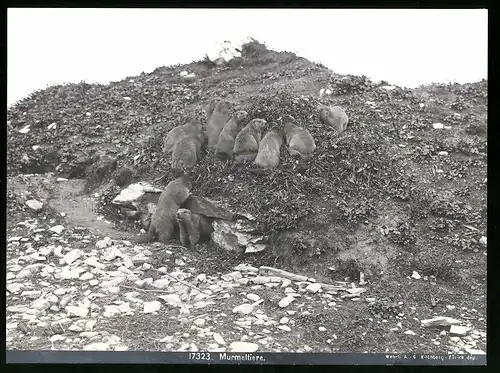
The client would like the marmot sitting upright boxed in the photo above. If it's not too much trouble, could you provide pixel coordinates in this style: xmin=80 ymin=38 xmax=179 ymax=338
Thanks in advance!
xmin=205 ymin=98 xmax=221 ymax=123
xmin=284 ymin=121 xmax=316 ymax=159
xmin=135 ymin=176 xmax=192 ymax=244
xmin=206 ymin=100 xmax=232 ymax=148
xmin=171 ymin=133 xmax=203 ymax=171
xmin=317 ymin=105 xmax=349 ymax=133
xmin=254 ymin=126 xmax=284 ymax=170
xmin=176 ymin=208 xmax=214 ymax=249
xmin=233 ymin=118 xmax=268 ymax=162
xmin=163 ymin=121 xmax=204 ymax=155
xmin=215 ymin=110 xmax=248 ymax=158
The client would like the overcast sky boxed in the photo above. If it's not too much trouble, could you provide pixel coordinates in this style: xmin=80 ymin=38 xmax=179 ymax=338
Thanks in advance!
xmin=7 ymin=8 xmax=488 ymax=107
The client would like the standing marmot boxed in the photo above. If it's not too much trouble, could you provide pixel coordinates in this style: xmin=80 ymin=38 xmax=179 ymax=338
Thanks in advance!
xmin=317 ymin=105 xmax=349 ymax=133
xmin=205 ymin=98 xmax=221 ymax=123
xmin=206 ymin=100 xmax=232 ymax=148
xmin=233 ymin=118 xmax=268 ymax=162
xmin=171 ymin=134 xmax=203 ymax=171
xmin=215 ymin=110 xmax=248 ymax=158
xmin=135 ymin=176 xmax=192 ymax=244
xmin=284 ymin=121 xmax=316 ymax=159
xmin=164 ymin=121 xmax=204 ymax=155
xmin=254 ymin=127 xmax=284 ymax=170
xmin=175 ymin=208 xmax=212 ymax=248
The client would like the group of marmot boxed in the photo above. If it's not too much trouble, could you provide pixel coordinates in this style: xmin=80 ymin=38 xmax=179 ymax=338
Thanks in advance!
xmin=164 ymin=99 xmax=348 ymax=172
xmin=137 ymin=100 xmax=348 ymax=247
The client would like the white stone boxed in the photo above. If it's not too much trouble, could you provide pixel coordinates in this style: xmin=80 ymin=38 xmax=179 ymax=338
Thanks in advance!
xmin=279 ymin=317 xmax=289 ymax=324
xmin=49 ymin=335 xmax=65 ymax=343
xmin=278 ymin=325 xmax=291 ymax=332
xmin=47 ymin=123 xmax=57 ymax=130
xmin=450 ymin=325 xmax=471 ymax=336
xmin=213 ymin=332 xmax=226 ymax=345
xmin=318 ymin=326 xmax=327 ymax=332
xmin=83 ymin=343 xmax=110 ymax=351
xmin=404 ymin=330 xmax=416 ymax=336
xmin=233 ymin=303 xmax=256 ymax=315
xmin=66 ymin=306 xmax=89 ymax=318
xmin=63 ymin=249 xmax=82 ymax=265
xmin=152 ymin=279 xmax=171 ymax=289
xmin=49 ymin=225 xmax=64 ymax=235
xmin=112 ymin=183 xmax=161 ymax=205
xmin=103 ymin=305 xmax=121 ymax=318
xmin=79 ymin=272 xmax=94 ymax=281
xmin=68 ymin=324 xmax=83 ymax=332
xmin=279 ymin=296 xmax=295 ymax=308
xmin=158 ymin=294 xmax=182 ymax=307
xmin=421 ymin=317 xmax=462 ymax=327
xmin=433 ymin=123 xmax=445 ymax=129
xmin=229 ymin=341 xmax=259 ymax=353
xmin=143 ymin=301 xmax=162 ymax=314
xmin=19 ymin=125 xmax=31 ymax=134
xmin=246 ymin=293 xmax=261 ymax=302
xmin=16 ymin=269 xmax=33 ymax=279
xmin=464 ymin=347 xmax=486 ymax=355
xmin=26 ymin=199 xmax=43 ymax=211
xmin=479 ymin=236 xmax=487 ymax=246
xmin=305 ymin=283 xmax=322 ymax=293
xmin=31 ymin=298 xmax=51 ymax=310
xmin=411 ymin=271 xmax=421 ymax=280
xmin=193 ymin=318 xmax=206 ymax=327
xmin=95 ymin=238 xmax=112 ymax=249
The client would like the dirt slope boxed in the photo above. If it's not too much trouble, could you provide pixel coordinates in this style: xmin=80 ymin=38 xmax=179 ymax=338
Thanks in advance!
xmin=6 ymin=41 xmax=487 ymax=355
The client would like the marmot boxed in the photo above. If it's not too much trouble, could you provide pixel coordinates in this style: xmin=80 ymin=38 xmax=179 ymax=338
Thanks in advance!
xmin=284 ymin=121 xmax=316 ymax=159
xmin=317 ymin=105 xmax=349 ymax=133
xmin=171 ymin=134 xmax=203 ymax=171
xmin=176 ymin=208 xmax=214 ymax=248
xmin=135 ymin=176 xmax=192 ymax=244
xmin=114 ymin=166 xmax=134 ymax=187
xmin=205 ymin=98 xmax=221 ymax=123
xmin=163 ymin=121 xmax=204 ymax=155
xmin=215 ymin=110 xmax=248 ymax=158
xmin=233 ymin=118 xmax=268 ymax=162
xmin=206 ymin=100 xmax=232 ymax=148
xmin=254 ymin=127 xmax=284 ymax=170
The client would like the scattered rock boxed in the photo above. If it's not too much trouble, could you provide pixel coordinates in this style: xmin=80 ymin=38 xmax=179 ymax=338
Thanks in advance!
xmin=83 ymin=343 xmax=110 ymax=351
xmin=63 ymin=249 xmax=83 ymax=265
xmin=25 ymin=200 xmax=43 ymax=211
xmin=229 ymin=341 xmax=259 ymax=353
xmin=450 ymin=325 xmax=471 ymax=336
xmin=213 ymin=332 xmax=226 ymax=345
xmin=66 ymin=305 xmax=89 ymax=318
xmin=305 ymin=283 xmax=322 ymax=293
xmin=112 ymin=182 xmax=162 ymax=205
xmin=143 ymin=301 xmax=162 ymax=314
xmin=411 ymin=271 xmax=421 ymax=280
xmin=246 ymin=293 xmax=261 ymax=302
xmin=421 ymin=317 xmax=462 ymax=327
xmin=278 ymin=296 xmax=295 ymax=308
xmin=49 ymin=225 xmax=65 ymax=235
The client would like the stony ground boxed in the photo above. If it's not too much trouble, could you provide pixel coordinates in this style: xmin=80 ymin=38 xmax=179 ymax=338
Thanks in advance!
xmin=6 ymin=41 xmax=487 ymax=355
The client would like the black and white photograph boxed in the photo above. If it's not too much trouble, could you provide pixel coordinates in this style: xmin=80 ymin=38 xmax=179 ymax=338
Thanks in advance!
xmin=6 ymin=7 xmax=487 ymax=364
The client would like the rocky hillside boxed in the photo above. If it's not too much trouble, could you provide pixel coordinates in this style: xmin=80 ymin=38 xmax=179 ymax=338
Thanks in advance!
xmin=6 ymin=41 xmax=487 ymax=355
